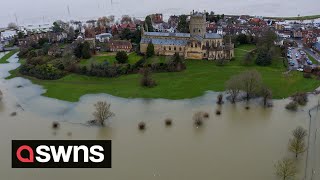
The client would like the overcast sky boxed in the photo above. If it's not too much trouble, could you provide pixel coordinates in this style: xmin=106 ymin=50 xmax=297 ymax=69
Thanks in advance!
xmin=0 ymin=0 xmax=319 ymax=27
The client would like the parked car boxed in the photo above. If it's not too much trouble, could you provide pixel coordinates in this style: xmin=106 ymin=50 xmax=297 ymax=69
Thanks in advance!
xmin=306 ymin=60 xmax=313 ymax=65
xmin=297 ymin=68 xmax=304 ymax=72
xmin=289 ymin=61 xmax=295 ymax=66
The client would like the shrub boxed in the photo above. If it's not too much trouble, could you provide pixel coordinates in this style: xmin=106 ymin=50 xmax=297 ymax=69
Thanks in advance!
xmin=203 ymin=112 xmax=209 ymax=118
xmin=292 ymin=92 xmax=308 ymax=106
xmin=138 ymin=122 xmax=146 ymax=130
xmin=52 ymin=122 xmax=60 ymax=129
xmin=165 ymin=118 xmax=172 ymax=126
xmin=217 ymin=94 xmax=224 ymax=104
xmin=115 ymin=51 xmax=128 ymax=64
xmin=216 ymin=110 xmax=221 ymax=115
xmin=286 ymin=101 xmax=298 ymax=111
xmin=140 ymin=67 xmax=157 ymax=88
xmin=193 ymin=112 xmax=204 ymax=127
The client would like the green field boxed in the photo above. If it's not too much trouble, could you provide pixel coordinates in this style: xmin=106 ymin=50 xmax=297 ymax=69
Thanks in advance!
xmin=0 ymin=50 xmax=18 ymax=64
xmin=6 ymin=44 xmax=319 ymax=102
xmin=80 ymin=52 xmax=141 ymax=66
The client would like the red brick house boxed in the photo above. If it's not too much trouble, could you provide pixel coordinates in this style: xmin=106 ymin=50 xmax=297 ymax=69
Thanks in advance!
xmin=303 ymin=31 xmax=317 ymax=47
xmin=108 ymin=40 xmax=132 ymax=52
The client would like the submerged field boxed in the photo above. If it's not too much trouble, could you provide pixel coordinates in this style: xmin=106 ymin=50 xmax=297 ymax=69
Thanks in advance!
xmin=6 ymin=44 xmax=319 ymax=102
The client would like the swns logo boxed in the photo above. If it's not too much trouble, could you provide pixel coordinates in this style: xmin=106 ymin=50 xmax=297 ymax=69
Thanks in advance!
xmin=12 ymin=140 xmax=111 ymax=168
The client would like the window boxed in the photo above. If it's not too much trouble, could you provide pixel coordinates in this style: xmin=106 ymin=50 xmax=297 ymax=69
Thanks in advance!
xmin=174 ymin=46 xmax=176 ymax=51
xmin=179 ymin=47 xmax=182 ymax=51
xmin=191 ymin=43 xmax=193 ymax=48
xmin=199 ymin=29 xmax=201 ymax=33
xmin=169 ymin=46 xmax=171 ymax=51
xmin=164 ymin=47 xmax=166 ymax=51
xmin=195 ymin=43 xmax=197 ymax=48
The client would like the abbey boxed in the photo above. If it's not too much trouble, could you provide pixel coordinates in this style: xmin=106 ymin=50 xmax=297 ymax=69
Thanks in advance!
xmin=140 ymin=12 xmax=234 ymax=60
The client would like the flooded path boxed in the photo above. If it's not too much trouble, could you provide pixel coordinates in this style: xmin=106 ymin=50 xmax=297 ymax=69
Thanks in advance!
xmin=0 ymin=54 xmax=318 ymax=179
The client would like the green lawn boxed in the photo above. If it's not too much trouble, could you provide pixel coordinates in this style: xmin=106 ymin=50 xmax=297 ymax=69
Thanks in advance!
xmin=0 ymin=50 xmax=18 ymax=64
xmin=306 ymin=52 xmax=318 ymax=65
xmin=6 ymin=45 xmax=320 ymax=102
xmin=80 ymin=52 xmax=141 ymax=66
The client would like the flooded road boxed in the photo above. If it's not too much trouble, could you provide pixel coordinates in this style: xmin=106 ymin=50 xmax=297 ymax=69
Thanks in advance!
xmin=0 ymin=54 xmax=317 ymax=179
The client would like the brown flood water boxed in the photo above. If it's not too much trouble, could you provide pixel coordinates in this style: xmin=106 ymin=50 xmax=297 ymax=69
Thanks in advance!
xmin=0 ymin=53 xmax=317 ymax=180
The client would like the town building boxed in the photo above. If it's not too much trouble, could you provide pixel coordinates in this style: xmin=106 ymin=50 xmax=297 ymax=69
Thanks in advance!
xmin=96 ymin=33 xmax=112 ymax=42
xmin=18 ymin=32 xmax=67 ymax=46
xmin=140 ymin=12 xmax=234 ymax=60
xmin=303 ymin=31 xmax=318 ymax=47
xmin=108 ymin=40 xmax=132 ymax=52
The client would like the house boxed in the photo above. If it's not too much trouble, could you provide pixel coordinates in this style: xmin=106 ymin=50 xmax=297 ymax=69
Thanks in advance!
xmin=151 ymin=14 xmax=163 ymax=24
xmin=18 ymin=32 xmax=67 ymax=46
xmin=108 ymin=40 xmax=132 ymax=52
xmin=96 ymin=33 xmax=112 ymax=42
xmin=303 ymin=31 xmax=317 ymax=47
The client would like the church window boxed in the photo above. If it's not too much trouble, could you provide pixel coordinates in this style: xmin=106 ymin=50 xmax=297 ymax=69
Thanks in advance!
xmin=179 ymin=47 xmax=182 ymax=51
xmin=174 ymin=46 xmax=176 ymax=51
xmin=164 ymin=47 xmax=166 ymax=51
xmin=169 ymin=46 xmax=171 ymax=51
xmin=195 ymin=43 xmax=197 ymax=48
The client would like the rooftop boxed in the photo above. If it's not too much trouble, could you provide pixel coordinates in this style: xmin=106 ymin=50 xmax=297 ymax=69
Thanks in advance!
xmin=141 ymin=37 xmax=189 ymax=46
xmin=144 ymin=32 xmax=191 ymax=38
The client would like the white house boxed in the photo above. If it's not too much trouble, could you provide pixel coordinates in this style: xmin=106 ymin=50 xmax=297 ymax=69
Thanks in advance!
xmin=95 ymin=33 xmax=112 ymax=42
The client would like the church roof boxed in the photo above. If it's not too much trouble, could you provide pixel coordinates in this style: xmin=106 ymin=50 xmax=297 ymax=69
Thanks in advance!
xmin=205 ymin=33 xmax=222 ymax=39
xmin=141 ymin=37 xmax=189 ymax=46
xmin=144 ymin=32 xmax=191 ymax=38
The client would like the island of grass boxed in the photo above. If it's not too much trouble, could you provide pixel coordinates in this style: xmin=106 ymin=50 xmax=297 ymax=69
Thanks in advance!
xmin=0 ymin=50 xmax=18 ymax=64
xmin=6 ymin=44 xmax=320 ymax=102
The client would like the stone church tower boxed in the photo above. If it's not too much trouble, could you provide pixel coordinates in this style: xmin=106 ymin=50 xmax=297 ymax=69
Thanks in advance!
xmin=189 ymin=11 xmax=206 ymax=38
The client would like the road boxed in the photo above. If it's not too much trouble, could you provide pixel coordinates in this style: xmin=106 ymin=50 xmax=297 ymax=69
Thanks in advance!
xmin=305 ymin=102 xmax=320 ymax=180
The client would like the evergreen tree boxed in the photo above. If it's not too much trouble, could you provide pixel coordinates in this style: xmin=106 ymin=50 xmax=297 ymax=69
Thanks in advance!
xmin=146 ymin=42 xmax=155 ymax=58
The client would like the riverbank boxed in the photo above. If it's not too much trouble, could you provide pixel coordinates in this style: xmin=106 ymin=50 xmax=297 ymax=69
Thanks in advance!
xmin=6 ymin=45 xmax=320 ymax=102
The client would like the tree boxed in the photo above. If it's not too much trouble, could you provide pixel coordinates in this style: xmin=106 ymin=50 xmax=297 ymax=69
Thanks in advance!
xmin=240 ymin=70 xmax=262 ymax=101
xmin=260 ymin=85 xmax=272 ymax=107
xmin=121 ymin=15 xmax=133 ymax=24
xmin=146 ymin=42 xmax=155 ymax=58
xmin=274 ymin=158 xmax=297 ymax=180
xmin=52 ymin=21 xmax=63 ymax=33
xmin=289 ymin=137 xmax=306 ymax=158
xmin=92 ymin=101 xmax=115 ymax=126
xmin=140 ymin=67 xmax=156 ymax=87
xmin=120 ymin=28 xmax=132 ymax=40
xmin=115 ymin=51 xmax=128 ymax=64
xmin=82 ymin=41 xmax=91 ymax=59
xmin=67 ymin=26 xmax=75 ymax=41
xmin=8 ymin=22 xmax=17 ymax=29
xmin=292 ymin=126 xmax=307 ymax=142
xmin=177 ymin=15 xmax=189 ymax=33
xmin=226 ymin=75 xmax=242 ymax=103
xmin=256 ymin=48 xmax=272 ymax=66
xmin=144 ymin=16 xmax=154 ymax=32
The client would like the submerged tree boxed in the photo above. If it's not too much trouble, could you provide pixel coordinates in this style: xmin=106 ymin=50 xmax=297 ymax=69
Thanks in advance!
xmin=292 ymin=126 xmax=307 ymax=142
xmin=92 ymin=101 xmax=115 ymax=126
xmin=288 ymin=137 xmax=306 ymax=158
xmin=260 ymin=85 xmax=272 ymax=107
xmin=140 ymin=67 xmax=157 ymax=87
xmin=226 ymin=75 xmax=241 ymax=103
xmin=240 ymin=70 xmax=262 ymax=101
xmin=274 ymin=158 xmax=297 ymax=180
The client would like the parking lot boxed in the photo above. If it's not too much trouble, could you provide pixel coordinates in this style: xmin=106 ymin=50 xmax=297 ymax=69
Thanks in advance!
xmin=287 ymin=47 xmax=316 ymax=71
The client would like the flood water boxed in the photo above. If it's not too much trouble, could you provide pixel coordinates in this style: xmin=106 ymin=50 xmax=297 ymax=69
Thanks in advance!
xmin=0 ymin=54 xmax=318 ymax=179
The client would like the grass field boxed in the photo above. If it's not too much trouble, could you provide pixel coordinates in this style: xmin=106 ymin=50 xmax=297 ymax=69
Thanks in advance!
xmin=80 ymin=52 xmax=141 ymax=66
xmin=7 ymin=44 xmax=319 ymax=102
xmin=0 ymin=50 xmax=18 ymax=64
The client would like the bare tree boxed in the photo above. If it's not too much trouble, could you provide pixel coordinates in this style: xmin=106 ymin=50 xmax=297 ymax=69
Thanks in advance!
xmin=292 ymin=126 xmax=307 ymax=141
xmin=8 ymin=22 xmax=17 ymax=29
xmin=260 ymin=85 xmax=272 ymax=107
xmin=274 ymin=158 xmax=297 ymax=180
xmin=93 ymin=101 xmax=115 ymax=126
xmin=288 ymin=138 xmax=306 ymax=158
xmin=240 ymin=70 xmax=262 ymax=101
xmin=226 ymin=75 xmax=241 ymax=103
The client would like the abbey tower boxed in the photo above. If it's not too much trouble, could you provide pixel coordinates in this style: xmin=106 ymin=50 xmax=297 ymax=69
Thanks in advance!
xmin=189 ymin=12 xmax=206 ymax=38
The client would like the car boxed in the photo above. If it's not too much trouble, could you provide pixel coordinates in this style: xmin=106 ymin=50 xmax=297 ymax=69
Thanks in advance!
xmin=306 ymin=60 xmax=313 ymax=65
xmin=289 ymin=61 xmax=295 ymax=66
xmin=297 ymin=68 xmax=304 ymax=72
xmin=296 ymin=53 xmax=299 ymax=57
